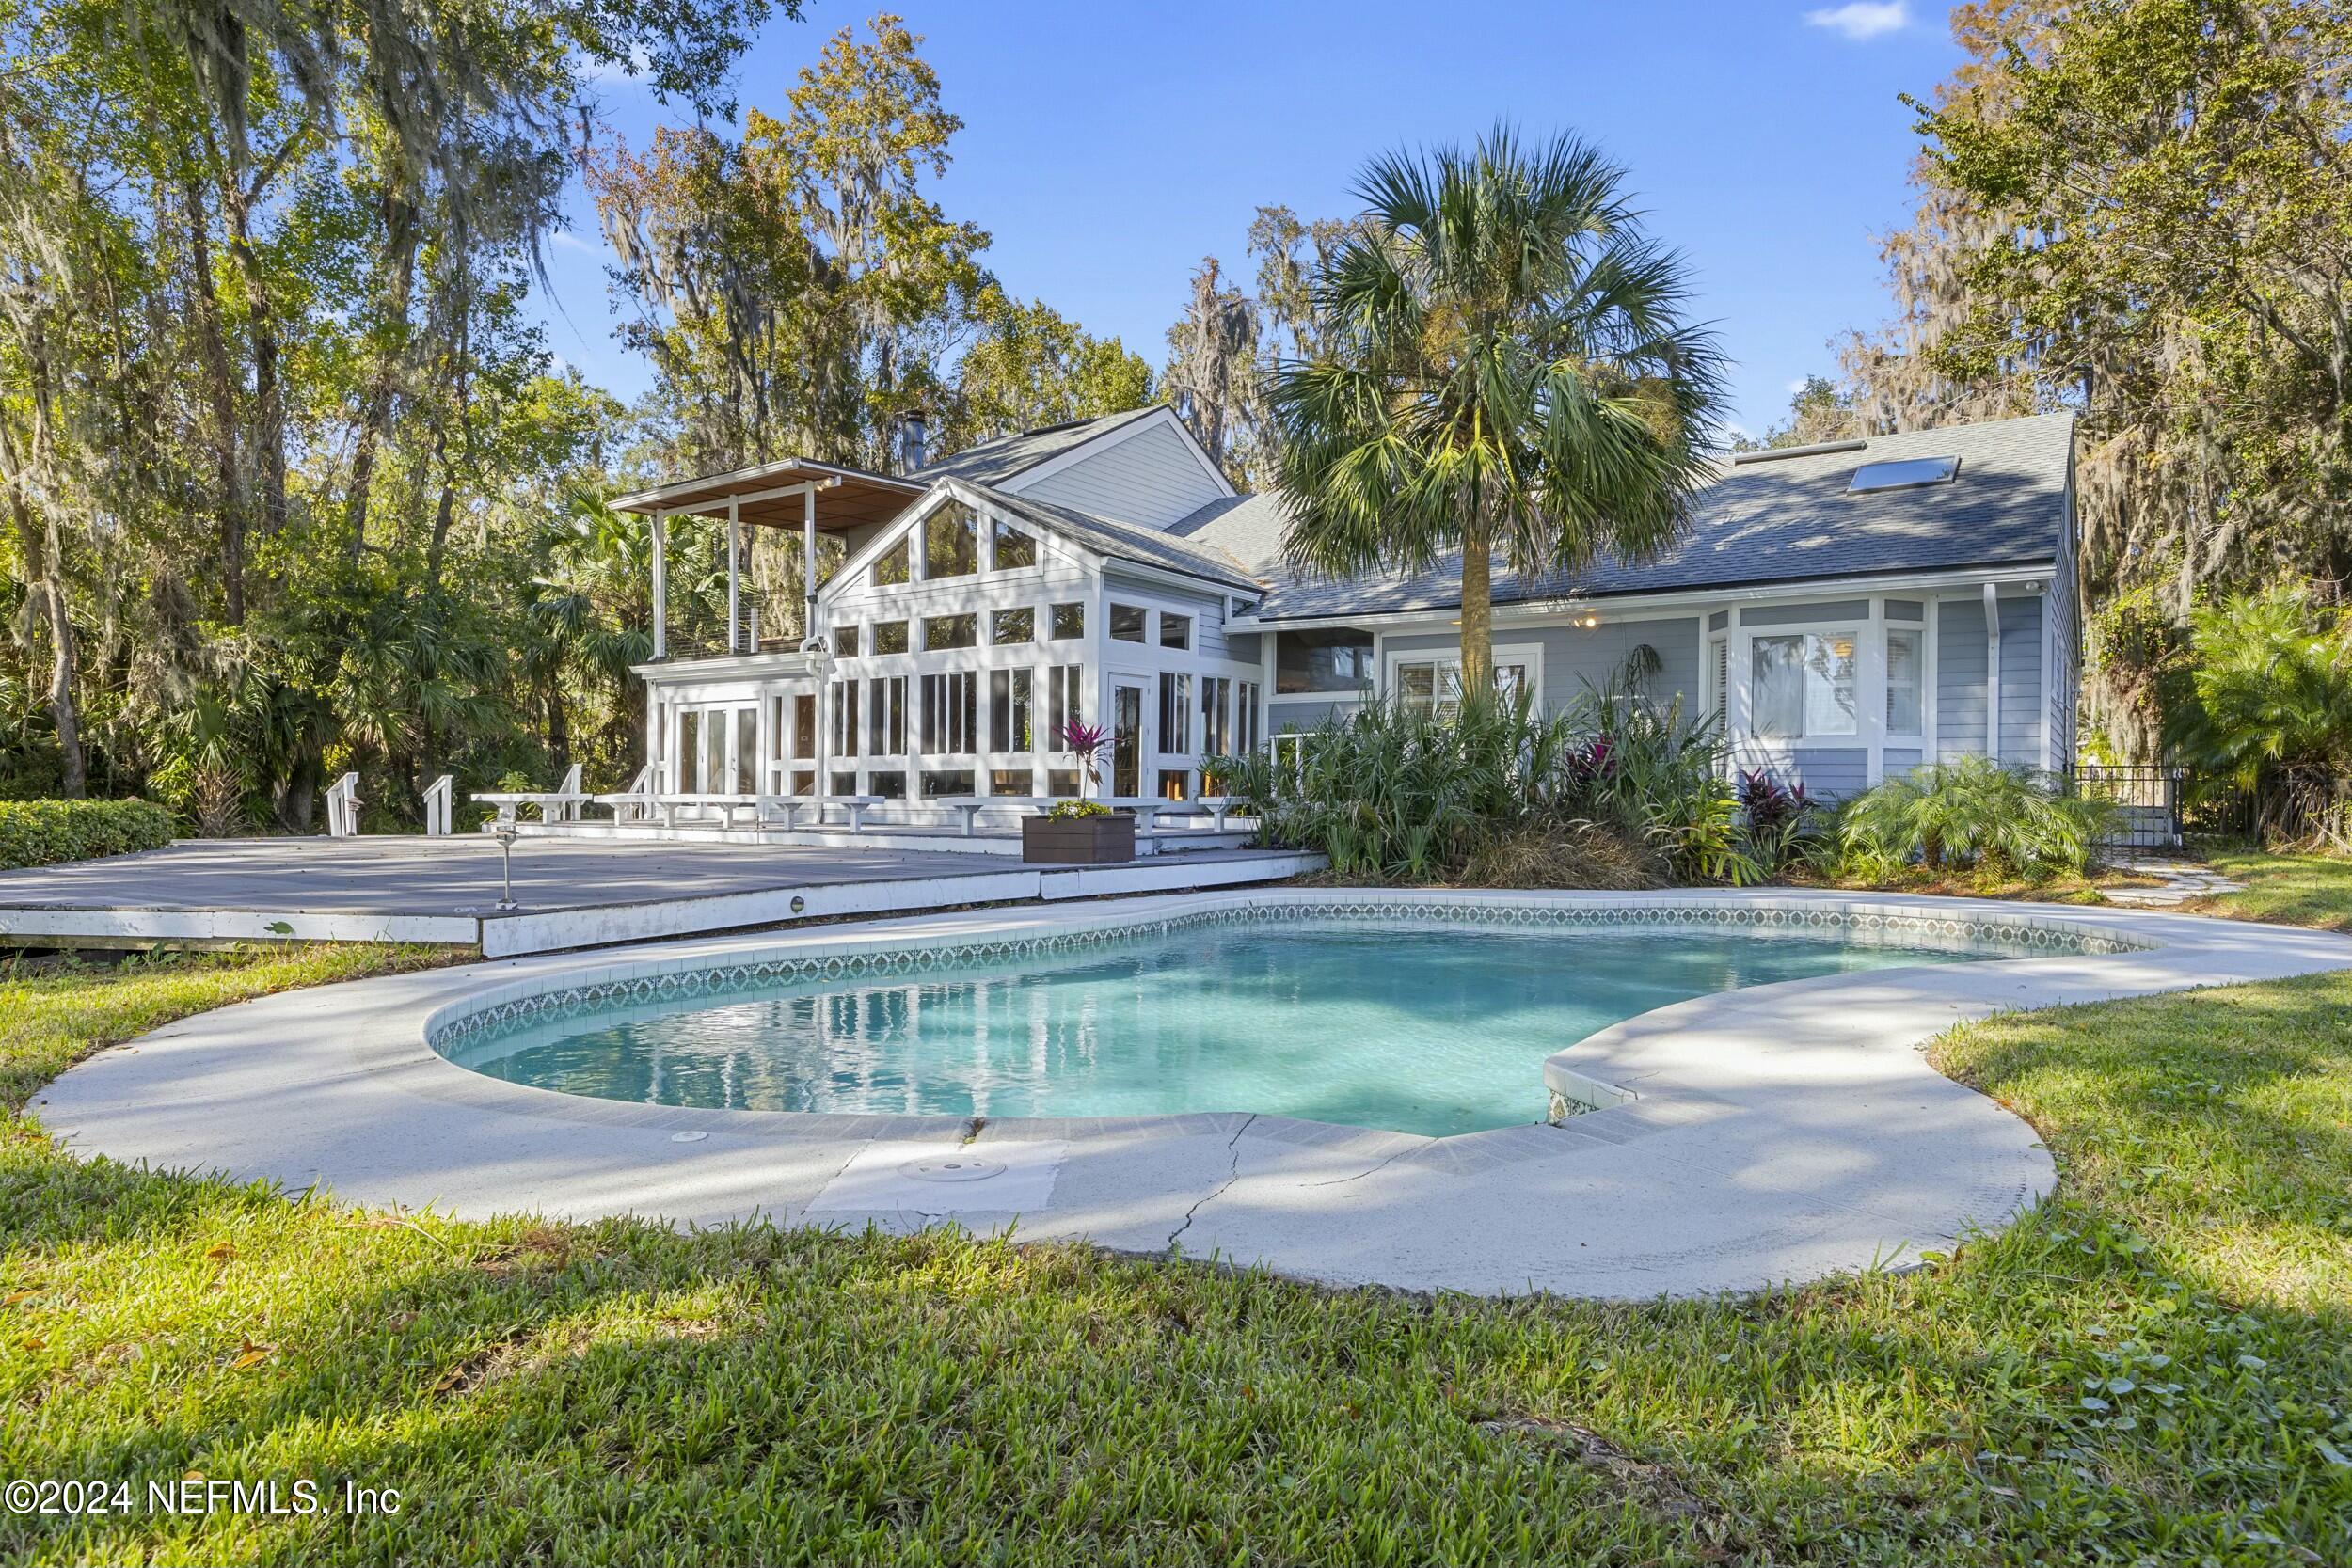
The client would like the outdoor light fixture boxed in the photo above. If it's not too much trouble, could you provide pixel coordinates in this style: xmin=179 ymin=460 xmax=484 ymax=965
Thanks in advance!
xmin=1570 ymin=609 xmax=1602 ymax=629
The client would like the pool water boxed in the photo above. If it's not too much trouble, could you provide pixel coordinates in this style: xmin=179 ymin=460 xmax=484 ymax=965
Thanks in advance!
xmin=438 ymin=923 xmax=1986 ymax=1137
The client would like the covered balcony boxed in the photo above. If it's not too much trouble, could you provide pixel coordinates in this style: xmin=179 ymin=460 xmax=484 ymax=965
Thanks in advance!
xmin=609 ymin=457 xmax=926 ymax=663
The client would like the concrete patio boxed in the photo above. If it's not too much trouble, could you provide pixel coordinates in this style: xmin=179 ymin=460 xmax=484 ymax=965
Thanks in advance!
xmin=35 ymin=887 xmax=2352 ymax=1298
xmin=0 ymin=835 xmax=1321 ymax=956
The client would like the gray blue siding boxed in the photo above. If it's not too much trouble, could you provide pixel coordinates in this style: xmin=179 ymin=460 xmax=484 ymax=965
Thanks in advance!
xmin=1791 ymin=747 xmax=1869 ymax=797
xmin=1998 ymin=596 xmax=2044 ymax=769
xmin=1016 ymin=421 xmax=1227 ymax=531
xmin=1936 ymin=599 xmax=1988 ymax=763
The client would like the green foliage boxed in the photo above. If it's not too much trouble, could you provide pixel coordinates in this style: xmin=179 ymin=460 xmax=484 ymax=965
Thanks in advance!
xmin=1836 ymin=756 xmax=2108 ymax=881
xmin=1044 ymin=799 xmax=1112 ymax=820
xmin=1727 ymin=375 xmax=1860 ymax=453
xmin=948 ymin=287 xmax=1154 ymax=447
xmin=1211 ymin=686 xmax=1755 ymax=887
xmin=2165 ymin=587 xmax=2352 ymax=847
xmin=1268 ymin=126 xmax=1726 ymax=689
xmin=0 ymin=799 xmax=174 ymax=869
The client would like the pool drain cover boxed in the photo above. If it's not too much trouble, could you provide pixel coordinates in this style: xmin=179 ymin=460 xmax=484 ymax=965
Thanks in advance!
xmin=898 ymin=1154 xmax=1005 ymax=1183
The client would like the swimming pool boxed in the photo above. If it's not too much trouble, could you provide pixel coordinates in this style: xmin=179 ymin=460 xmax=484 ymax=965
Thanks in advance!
xmin=435 ymin=917 xmax=2003 ymax=1136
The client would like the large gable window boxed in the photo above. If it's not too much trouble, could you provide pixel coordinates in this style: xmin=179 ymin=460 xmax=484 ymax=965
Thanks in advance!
xmin=871 ymin=536 xmax=910 ymax=587
xmin=991 ymin=519 xmax=1038 ymax=571
xmin=1751 ymin=631 xmax=1857 ymax=738
xmin=924 ymin=503 xmax=979 ymax=578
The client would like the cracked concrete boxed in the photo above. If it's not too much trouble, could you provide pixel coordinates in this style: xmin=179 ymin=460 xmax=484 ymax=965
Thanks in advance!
xmin=32 ymin=888 xmax=2352 ymax=1298
xmin=1168 ymin=1115 xmax=1255 ymax=1253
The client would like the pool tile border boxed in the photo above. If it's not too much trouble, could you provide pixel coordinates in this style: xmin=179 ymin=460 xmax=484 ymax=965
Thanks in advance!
xmin=426 ymin=895 xmax=2145 ymax=1057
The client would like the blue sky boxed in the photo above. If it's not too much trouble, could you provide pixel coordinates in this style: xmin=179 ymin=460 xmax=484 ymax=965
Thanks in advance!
xmin=538 ymin=0 xmax=1962 ymax=444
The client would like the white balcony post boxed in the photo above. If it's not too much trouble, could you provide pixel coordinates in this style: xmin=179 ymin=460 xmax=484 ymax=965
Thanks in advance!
xmin=650 ymin=510 xmax=668 ymax=659
xmin=802 ymin=485 xmax=818 ymax=642
xmin=726 ymin=499 xmax=741 ymax=655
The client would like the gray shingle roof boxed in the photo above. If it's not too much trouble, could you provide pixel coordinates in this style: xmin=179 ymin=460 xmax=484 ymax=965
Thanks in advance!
xmin=959 ymin=481 xmax=1260 ymax=594
xmin=916 ymin=407 xmax=1162 ymax=486
xmin=1177 ymin=413 xmax=2074 ymax=622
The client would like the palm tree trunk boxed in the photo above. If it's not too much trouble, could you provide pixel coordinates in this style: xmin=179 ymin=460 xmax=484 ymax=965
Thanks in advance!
xmin=1458 ymin=521 xmax=1494 ymax=695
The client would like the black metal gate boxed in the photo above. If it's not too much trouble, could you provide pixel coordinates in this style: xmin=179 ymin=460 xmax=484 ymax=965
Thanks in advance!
xmin=2069 ymin=765 xmax=2183 ymax=850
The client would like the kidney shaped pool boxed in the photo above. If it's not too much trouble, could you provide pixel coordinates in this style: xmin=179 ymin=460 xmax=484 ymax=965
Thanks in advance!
xmin=433 ymin=919 xmax=2010 ymax=1137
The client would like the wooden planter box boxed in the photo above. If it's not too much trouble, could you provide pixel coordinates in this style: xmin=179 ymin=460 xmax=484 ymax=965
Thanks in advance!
xmin=1021 ymin=812 xmax=1136 ymax=865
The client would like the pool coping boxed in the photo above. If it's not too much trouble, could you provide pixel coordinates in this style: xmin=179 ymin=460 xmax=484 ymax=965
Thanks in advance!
xmin=34 ymin=888 xmax=2352 ymax=1298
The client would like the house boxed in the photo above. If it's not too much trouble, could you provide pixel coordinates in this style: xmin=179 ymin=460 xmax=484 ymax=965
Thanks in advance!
xmin=609 ymin=404 xmax=2077 ymax=829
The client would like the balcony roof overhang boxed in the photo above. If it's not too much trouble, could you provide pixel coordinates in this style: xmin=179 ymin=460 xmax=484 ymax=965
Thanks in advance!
xmin=608 ymin=457 xmax=925 ymax=534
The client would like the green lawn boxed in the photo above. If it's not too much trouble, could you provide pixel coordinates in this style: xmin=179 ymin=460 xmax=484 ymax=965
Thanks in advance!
xmin=2188 ymin=847 xmax=2352 ymax=932
xmin=5 ymin=909 xmax=2351 ymax=1564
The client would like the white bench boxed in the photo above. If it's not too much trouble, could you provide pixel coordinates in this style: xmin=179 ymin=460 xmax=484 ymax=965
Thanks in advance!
xmin=931 ymin=795 xmax=1056 ymax=836
xmin=473 ymin=763 xmax=588 ymax=826
xmin=473 ymin=790 xmax=592 ymax=826
xmin=650 ymin=792 xmax=771 ymax=829
xmin=789 ymin=795 xmax=885 ymax=832
xmin=593 ymin=790 xmax=661 ymax=823
xmin=1193 ymin=795 xmax=1245 ymax=832
xmin=1096 ymin=797 xmax=1178 ymax=833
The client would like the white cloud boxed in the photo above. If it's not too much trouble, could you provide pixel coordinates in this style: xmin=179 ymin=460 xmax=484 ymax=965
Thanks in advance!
xmin=1804 ymin=2 xmax=1910 ymax=40
xmin=548 ymin=230 xmax=599 ymax=254
xmin=1786 ymin=377 xmax=1811 ymax=395
xmin=581 ymin=43 xmax=652 ymax=85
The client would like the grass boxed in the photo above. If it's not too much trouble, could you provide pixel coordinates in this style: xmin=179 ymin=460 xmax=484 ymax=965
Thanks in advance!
xmin=2185 ymin=846 xmax=2352 ymax=932
xmin=4 ymin=905 xmax=2351 ymax=1563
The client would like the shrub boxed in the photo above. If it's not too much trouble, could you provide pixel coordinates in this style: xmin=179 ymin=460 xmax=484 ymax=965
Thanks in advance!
xmin=2165 ymin=586 xmax=2352 ymax=848
xmin=1046 ymin=800 xmax=1111 ymax=820
xmin=0 ymin=799 xmax=176 ymax=870
xmin=1735 ymin=768 xmax=1821 ymax=878
xmin=1836 ymin=756 xmax=2108 ymax=880
xmin=1209 ymin=684 xmax=1758 ymax=886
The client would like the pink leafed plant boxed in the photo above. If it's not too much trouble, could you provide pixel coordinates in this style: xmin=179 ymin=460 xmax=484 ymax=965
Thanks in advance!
xmin=1060 ymin=717 xmax=1110 ymax=787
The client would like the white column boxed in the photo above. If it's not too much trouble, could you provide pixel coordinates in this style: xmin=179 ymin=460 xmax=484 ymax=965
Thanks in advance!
xmin=803 ymin=487 xmax=818 ymax=642
xmin=650 ymin=510 xmax=668 ymax=659
xmin=1861 ymin=598 xmax=1887 ymax=786
xmin=726 ymin=499 xmax=741 ymax=654
xmin=1982 ymin=581 xmax=2002 ymax=762
xmin=1258 ymin=629 xmax=1278 ymax=753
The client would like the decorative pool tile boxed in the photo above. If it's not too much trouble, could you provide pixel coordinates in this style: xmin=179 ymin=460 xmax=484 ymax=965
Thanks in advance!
xmin=427 ymin=895 xmax=2145 ymax=1053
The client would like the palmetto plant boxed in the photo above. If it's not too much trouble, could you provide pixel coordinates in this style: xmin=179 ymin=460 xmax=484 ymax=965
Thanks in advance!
xmin=1836 ymin=756 xmax=2108 ymax=879
xmin=2166 ymin=587 xmax=2352 ymax=847
xmin=1268 ymin=125 xmax=1726 ymax=690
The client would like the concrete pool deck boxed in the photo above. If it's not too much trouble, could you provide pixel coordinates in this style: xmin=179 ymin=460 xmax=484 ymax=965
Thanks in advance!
xmin=0 ymin=836 xmax=1320 ymax=956
xmin=33 ymin=889 xmax=2352 ymax=1298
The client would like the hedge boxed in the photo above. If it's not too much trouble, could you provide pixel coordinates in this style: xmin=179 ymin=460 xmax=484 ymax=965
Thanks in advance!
xmin=0 ymin=800 xmax=176 ymax=871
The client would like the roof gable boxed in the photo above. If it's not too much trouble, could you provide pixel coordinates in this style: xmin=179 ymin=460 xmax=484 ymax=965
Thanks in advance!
xmin=822 ymin=477 xmax=1260 ymax=609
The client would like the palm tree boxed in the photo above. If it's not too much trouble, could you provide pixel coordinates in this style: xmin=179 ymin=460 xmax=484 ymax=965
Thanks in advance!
xmin=1269 ymin=126 xmax=1726 ymax=691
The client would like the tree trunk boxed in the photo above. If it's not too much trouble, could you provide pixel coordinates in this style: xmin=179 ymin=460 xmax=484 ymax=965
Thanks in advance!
xmin=0 ymin=333 xmax=86 ymax=798
xmin=216 ymin=168 xmax=288 ymax=538
xmin=345 ymin=188 xmax=418 ymax=560
xmin=183 ymin=174 xmax=246 ymax=621
xmin=1457 ymin=521 xmax=1494 ymax=695
xmin=8 ymin=494 xmax=85 ymax=798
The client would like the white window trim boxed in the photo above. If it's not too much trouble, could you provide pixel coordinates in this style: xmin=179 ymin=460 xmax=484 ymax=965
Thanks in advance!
xmin=1381 ymin=642 xmax=1546 ymax=713
xmin=1739 ymin=620 xmax=1866 ymax=746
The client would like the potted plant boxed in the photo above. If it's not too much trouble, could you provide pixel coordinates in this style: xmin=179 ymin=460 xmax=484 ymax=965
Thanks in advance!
xmin=1023 ymin=721 xmax=1136 ymax=864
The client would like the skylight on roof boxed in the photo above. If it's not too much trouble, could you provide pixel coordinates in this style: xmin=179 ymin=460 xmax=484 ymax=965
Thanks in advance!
xmin=1847 ymin=456 xmax=1959 ymax=493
